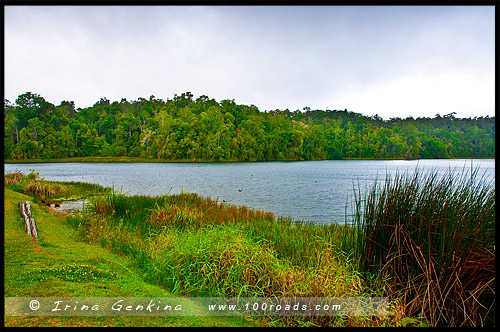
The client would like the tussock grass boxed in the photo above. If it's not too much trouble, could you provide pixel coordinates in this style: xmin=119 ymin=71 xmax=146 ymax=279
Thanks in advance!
xmin=145 ymin=225 xmax=299 ymax=297
xmin=350 ymin=167 xmax=495 ymax=327
xmin=23 ymin=181 xmax=65 ymax=200
xmin=86 ymin=188 xmax=276 ymax=234
xmin=4 ymin=171 xmax=24 ymax=185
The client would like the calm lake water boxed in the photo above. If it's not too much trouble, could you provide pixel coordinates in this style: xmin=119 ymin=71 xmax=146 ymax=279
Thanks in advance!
xmin=4 ymin=159 xmax=495 ymax=225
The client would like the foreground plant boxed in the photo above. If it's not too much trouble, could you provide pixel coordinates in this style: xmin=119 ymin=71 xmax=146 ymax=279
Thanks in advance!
xmin=351 ymin=167 xmax=495 ymax=327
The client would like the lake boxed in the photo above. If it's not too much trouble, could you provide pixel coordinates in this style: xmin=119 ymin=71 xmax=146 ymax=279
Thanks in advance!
xmin=4 ymin=159 xmax=495 ymax=225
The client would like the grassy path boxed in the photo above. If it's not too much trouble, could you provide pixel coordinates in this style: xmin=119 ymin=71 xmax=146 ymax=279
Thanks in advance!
xmin=4 ymin=188 xmax=257 ymax=327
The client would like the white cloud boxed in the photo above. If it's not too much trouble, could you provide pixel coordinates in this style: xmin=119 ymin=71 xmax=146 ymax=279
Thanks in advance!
xmin=330 ymin=70 xmax=494 ymax=119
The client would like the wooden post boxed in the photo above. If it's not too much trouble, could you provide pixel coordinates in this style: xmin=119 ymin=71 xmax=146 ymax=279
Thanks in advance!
xmin=19 ymin=201 xmax=32 ymax=237
xmin=24 ymin=201 xmax=38 ymax=241
xmin=19 ymin=201 xmax=38 ymax=241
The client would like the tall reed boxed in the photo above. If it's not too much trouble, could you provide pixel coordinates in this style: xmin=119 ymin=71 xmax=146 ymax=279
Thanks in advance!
xmin=350 ymin=167 xmax=495 ymax=327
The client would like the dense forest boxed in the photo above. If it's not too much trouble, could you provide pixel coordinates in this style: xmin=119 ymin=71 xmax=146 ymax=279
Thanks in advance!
xmin=3 ymin=92 xmax=495 ymax=161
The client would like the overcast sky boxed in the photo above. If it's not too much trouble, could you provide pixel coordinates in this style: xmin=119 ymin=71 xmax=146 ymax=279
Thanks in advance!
xmin=4 ymin=5 xmax=495 ymax=120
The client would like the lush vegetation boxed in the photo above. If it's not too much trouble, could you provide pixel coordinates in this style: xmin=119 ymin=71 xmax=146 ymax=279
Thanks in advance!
xmin=5 ymin=167 xmax=494 ymax=327
xmin=68 ymin=191 xmax=385 ymax=327
xmin=4 ymin=92 xmax=495 ymax=162
xmin=4 ymin=185 xmax=257 ymax=327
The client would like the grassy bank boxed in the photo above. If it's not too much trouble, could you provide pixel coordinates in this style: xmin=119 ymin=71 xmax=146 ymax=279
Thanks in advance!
xmin=4 ymin=177 xmax=262 ymax=326
xmin=4 ymin=167 xmax=495 ymax=327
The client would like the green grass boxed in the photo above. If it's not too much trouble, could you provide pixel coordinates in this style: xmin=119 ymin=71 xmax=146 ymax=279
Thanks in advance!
xmin=3 ymin=188 xmax=257 ymax=327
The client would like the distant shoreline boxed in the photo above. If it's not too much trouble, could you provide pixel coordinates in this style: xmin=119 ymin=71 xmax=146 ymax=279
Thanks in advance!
xmin=4 ymin=156 xmax=493 ymax=164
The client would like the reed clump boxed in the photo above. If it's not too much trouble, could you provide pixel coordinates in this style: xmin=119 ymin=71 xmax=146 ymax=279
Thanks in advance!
xmin=23 ymin=181 xmax=66 ymax=201
xmin=351 ymin=168 xmax=495 ymax=327
xmin=4 ymin=171 xmax=24 ymax=185
xmin=148 ymin=204 xmax=205 ymax=229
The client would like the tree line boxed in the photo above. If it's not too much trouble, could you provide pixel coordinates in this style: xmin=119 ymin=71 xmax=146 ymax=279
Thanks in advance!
xmin=4 ymin=92 xmax=495 ymax=161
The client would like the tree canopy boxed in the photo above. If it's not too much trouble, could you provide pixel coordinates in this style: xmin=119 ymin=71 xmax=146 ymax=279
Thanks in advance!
xmin=4 ymin=92 xmax=495 ymax=161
